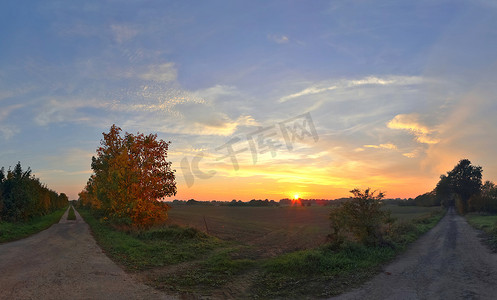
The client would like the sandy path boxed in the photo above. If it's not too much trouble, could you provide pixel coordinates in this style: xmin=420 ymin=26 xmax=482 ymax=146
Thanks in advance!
xmin=333 ymin=207 xmax=497 ymax=300
xmin=0 ymin=206 xmax=176 ymax=300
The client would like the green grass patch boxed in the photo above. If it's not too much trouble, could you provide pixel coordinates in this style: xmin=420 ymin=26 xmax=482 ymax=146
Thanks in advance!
xmin=157 ymin=249 xmax=255 ymax=293
xmin=0 ymin=208 xmax=67 ymax=243
xmin=67 ymin=206 xmax=76 ymax=220
xmin=386 ymin=205 xmax=442 ymax=221
xmin=252 ymin=208 xmax=445 ymax=299
xmin=78 ymin=208 xmax=225 ymax=271
xmin=466 ymin=213 xmax=497 ymax=251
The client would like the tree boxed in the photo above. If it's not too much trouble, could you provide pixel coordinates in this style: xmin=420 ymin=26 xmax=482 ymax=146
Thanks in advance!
xmin=82 ymin=125 xmax=176 ymax=229
xmin=329 ymin=188 xmax=391 ymax=246
xmin=435 ymin=175 xmax=453 ymax=207
xmin=469 ymin=181 xmax=497 ymax=213
xmin=446 ymin=159 xmax=482 ymax=213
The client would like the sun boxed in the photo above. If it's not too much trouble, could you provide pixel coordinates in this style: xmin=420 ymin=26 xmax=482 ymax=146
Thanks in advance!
xmin=294 ymin=194 xmax=300 ymax=200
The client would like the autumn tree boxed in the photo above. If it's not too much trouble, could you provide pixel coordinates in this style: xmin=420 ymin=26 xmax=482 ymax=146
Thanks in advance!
xmin=81 ymin=125 xmax=176 ymax=229
xmin=329 ymin=188 xmax=391 ymax=246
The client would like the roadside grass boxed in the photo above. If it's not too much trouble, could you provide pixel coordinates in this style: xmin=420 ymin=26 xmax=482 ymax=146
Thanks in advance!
xmin=153 ymin=249 xmax=256 ymax=294
xmin=466 ymin=213 xmax=497 ymax=251
xmin=251 ymin=208 xmax=445 ymax=299
xmin=79 ymin=208 xmax=227 ymax=271
xmin=0 ymin=208 xmax=67 ymax=243
xmin=67 ymin=206 xmax=76 ymax=220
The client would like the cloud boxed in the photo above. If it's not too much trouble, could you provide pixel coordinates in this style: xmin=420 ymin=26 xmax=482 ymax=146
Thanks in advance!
xmin=138 ymin=63 xmax=177 ymax=82
xmin=280 ymin=86 xmax=337 ymax=102
xmin=387 ymin=114 xmax=440 ymax=144
xmin=0 ymin=104 xmax=24 ymax=139
xmin=363 ymin=143 xmax=397 ymax=150
xmin=0 ymin=104 xmax=24 ymax=121
xmin=110 ymin=24 xmax=139 ymax=43
xmin=402 ymin=152 xmax=417 ymax=158
xmin=34 ymin=98 xmax=110 ymax=126
xmin=268 ymin=34 xmax=289 ymax=44
xmin=279 ymin=75 xmax=423 ymax=102
xmin=0 ymin=126 xmax=19 ymax=139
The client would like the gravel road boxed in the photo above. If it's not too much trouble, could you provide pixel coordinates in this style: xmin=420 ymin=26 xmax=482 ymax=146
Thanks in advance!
xmin=0 ymin=207 xmax=176 ymax=300
xmin=333 ymin=207 xmax=497 ymax=300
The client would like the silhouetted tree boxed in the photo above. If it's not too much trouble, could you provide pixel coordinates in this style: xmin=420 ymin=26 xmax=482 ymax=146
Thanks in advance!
xmin=469 ymin=181 xmax=497 ymax=213
xmin=446 ymin=159 xmax=482 ymax=213
xmin=435 ymin=175 xmax=453 ymax=207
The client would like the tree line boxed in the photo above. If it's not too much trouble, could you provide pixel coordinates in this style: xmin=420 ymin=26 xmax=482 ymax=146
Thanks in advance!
xmin=0 ymin=162 xmax=68 ymax=222
xmin=410 ymin=159 xmax=496 ymax=214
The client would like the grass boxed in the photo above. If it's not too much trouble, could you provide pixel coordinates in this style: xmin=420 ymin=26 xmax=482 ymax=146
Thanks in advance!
xmin=466 ymin=213 xmax=497 ymax=251
xmin=252 ymin=208 xmax=445 ymax=299
xmin=0 ymin=208 xmax=67 ymax=243
xmin=80 ymin=205 xmax=445 ymax=299
xmin=386 ymin=204 xmax=442 ymax=221
xmin=154 ymin=249 xmax=256 ymax=294
xmin=67 ymin=206 xmax=76 ymax=220
xmin=78 ymin=208 xmax=226 ymax=271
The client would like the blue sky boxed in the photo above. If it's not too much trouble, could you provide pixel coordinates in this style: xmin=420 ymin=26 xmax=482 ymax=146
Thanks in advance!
xmin=1 ymin=1 xmax=497 ymax=200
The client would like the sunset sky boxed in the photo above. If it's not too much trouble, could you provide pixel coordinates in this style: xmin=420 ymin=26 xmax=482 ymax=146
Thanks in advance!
xmin=1 ymin=1 xmax=497 ymax=201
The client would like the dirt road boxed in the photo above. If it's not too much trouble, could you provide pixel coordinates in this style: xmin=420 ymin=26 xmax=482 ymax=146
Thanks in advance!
xmin=0 ymin=207 xmax=175 ymax=300
xmin=334 ymin=207 xmax=497 ymax=300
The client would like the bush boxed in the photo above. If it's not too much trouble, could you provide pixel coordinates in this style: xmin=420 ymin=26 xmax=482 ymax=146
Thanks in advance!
xmin=329 ymin=188 xmax=392 ymax=246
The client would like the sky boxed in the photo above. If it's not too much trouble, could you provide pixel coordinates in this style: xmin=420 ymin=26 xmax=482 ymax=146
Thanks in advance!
xmin=1 ymin=1 xmax=497 ymax=201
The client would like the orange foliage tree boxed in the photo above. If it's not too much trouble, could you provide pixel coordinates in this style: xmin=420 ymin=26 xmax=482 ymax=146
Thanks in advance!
xmin=79 ymin=125 xmax=176 ymax=229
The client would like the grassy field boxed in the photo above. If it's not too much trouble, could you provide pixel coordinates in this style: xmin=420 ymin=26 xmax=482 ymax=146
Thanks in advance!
xmin=466 ymin=213 xmax=497 ymax=251
xmin=166 ymin=204 xmax=442 ymax=257
xmin=0 ymin=207 xmax=67 ymax=243
xmin=81 ymin=204 xmax=445 ymax=299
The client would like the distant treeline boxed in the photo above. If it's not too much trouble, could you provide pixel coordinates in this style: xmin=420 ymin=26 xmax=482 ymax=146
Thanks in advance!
xmin=0 ymin=162 xmax=68 ymax=222
xmin=168 ymin=197 xmax=410 ymax=207
xmin=406 ymin=159 xmax=497 ymax=214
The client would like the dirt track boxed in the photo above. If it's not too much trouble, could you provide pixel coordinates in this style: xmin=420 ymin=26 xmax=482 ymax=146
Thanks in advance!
xmin=334 ymin=207 xmax=497 ymax=300
xmin=0 ymin=207 xmax=175 ymax=300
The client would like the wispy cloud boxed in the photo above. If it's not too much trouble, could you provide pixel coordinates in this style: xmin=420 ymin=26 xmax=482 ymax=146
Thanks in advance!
xmin=279 ymin=75 xmax=423 ymax=102
xmin=280 ymin=86 xmax=337 ymax=102
xmin=137 ymin=63 xmax=177 ymax=82
xmin=110 ymin=24 xmax=139 ymax=43
xmin=34 ymin=98 xmax=110 ymax=126
xmin=363 ymin=143 xmax=397 ymax=150
xmin=0 ymin=126 xmax=19 ymax=140
xmin=0 ymin=104 xmax=24 ymax=121
xmin=0 ymin=104 xmax=24 ymax=139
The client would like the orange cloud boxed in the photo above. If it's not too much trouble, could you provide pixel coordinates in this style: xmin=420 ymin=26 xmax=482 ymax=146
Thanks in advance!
xmin=387 ymin=114 xmax=439 ymax=144
xmin=363 ymin=143 xmax=398 ymax=150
